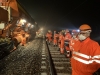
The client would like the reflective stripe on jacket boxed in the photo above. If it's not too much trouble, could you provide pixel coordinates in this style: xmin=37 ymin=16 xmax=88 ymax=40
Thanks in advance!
xmin=71 ymin=37 xmax=100 ymax=75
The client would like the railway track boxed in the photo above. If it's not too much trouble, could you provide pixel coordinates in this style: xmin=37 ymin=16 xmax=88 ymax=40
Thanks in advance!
xmin=47 ymin=42 xmax=72 ymax=75
xmin=0 ymin=38 xmax=52 ymax=75
xmin=0 ymin=27 xmax=99 ymax=74
xmin=3 ymin=36 xmax=99 ymax=75
xmin=0 ymin=37 xmax=72 ymax=75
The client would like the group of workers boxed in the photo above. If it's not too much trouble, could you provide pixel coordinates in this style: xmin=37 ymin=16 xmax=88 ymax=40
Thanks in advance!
xmin=46 ymin=24 xmax=100 ymax=75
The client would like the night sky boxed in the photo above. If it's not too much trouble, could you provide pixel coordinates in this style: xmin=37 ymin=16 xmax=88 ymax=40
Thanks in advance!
xmin=17 ymin=0 xmax=100 ymax=41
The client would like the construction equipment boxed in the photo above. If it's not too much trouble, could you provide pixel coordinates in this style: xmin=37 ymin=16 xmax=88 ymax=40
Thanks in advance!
xmin=0 ymin=0 xmax=38 ymax=58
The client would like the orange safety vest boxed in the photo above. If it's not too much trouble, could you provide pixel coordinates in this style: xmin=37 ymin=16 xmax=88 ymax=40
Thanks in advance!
xmin=46 ymin=32 xmax=52 ymax=41
xmin=64 ymin=32 xmax=72 ymax=51
xmin=64 ymin=32 xmax=71 ymax=41
xmin=59 ymin=34 xmax=65 ymax=48
xmin=54 ymin=33 xmax=58 ymax=40
xmin=53 ymin=33 xmax=58 ymax=44
xmin=71 ymin=37 xmax=100 ymax=75
xmin=65 ymin=37 xmax=79 ymax=51
xmin=69 ymin=37 xmax=80 ymax=51
xmin=58 ymin=34 xmax=61 ymax=47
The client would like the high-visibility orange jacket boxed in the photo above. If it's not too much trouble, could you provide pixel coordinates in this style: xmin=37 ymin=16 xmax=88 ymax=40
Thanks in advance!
xmin=64 ymin=32 xmax=72 ymax=50
xmin=71 ymin=37 xmax=100 ymax=75
xmin=58 ymin=34 xmax=61 ymax=48
xmin=46 ymin=32 xmax=52 ymax=41
xmin=69 ymin=37 xmax=80 ymax=51
xmin=54 ymin=33 xmax=58 ymax=40
xmin=59 ymin=34 xmax=65 ymax=48
xmin=65 ymin=37 xmax=79 ymax=51
xmin=64 ymin=32 xmax=71 ymax=41
xmin=53 ymin=33 xmax=58 ymax=44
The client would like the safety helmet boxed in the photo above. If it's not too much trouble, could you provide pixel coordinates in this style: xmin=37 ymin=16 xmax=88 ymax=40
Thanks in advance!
xmin=79 ymin=24 xmax=91 ymax=31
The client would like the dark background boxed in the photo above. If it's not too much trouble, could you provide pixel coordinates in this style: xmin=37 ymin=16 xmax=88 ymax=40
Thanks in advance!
xmin=17 ymin=0 xmax=100 ymax=43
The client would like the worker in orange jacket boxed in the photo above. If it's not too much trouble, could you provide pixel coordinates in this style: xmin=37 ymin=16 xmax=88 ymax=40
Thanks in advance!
xmin=66 ymin=30 xmax=80 ymax=58
xmin=46 ymin=30 xmax=52 ymax=45
xmin=64 ymin=29 xmax=72 ymax=55
xmin=58 ymin=32 xmax=61 ymax=51
xmin=64 ymin=29 xmax=71 ymax=40
xmin=53 ymin=31 xmax=58 ymax=47
xmin=71 ymin=24 xmax=100 ymax=75
xmin=69 ymin=30 xmax=80 ymax=51
xmin=64 ymin=29 xmax=72 ymax=48
xmin=58 ymin=31 xmax=65 ymax=54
